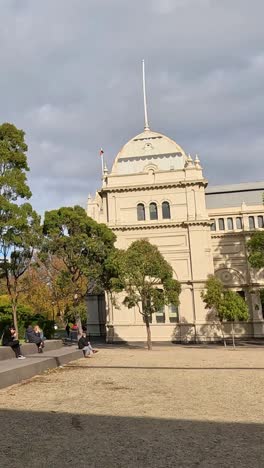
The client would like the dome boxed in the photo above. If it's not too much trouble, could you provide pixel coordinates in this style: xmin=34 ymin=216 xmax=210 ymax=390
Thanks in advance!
xmin=111 ymin=129 xmax=187 ymax=175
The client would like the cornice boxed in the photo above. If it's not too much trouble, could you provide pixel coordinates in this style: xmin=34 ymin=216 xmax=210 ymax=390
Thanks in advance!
xmin=100 ymin=179 xmax=208 ymax=194
xmin=109 ymin=219 xmax=211 ymax=231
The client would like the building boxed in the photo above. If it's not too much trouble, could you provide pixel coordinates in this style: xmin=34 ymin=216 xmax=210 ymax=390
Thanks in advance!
xmin=87 ymin=69 xmax=264 ymax=342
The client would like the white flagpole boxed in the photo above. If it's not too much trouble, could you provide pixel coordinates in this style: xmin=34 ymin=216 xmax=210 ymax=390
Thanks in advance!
xmin=101 ymin=153 xmax=104 ymax=176
xmin=142 ymin=59 xmax=150 ymax=131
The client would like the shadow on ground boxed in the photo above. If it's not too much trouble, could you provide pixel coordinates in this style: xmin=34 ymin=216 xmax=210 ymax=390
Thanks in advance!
xmin=0 ymin=410 xmax=263 ymax=467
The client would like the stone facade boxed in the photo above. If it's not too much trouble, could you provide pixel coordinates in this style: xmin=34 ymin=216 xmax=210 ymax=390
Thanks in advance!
xmin=87 ymin=128 xmax=264 ymax=342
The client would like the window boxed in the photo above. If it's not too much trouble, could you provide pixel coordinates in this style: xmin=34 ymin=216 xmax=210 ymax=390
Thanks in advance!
xmin=149 ymin=202 xmax=158 ymax=220
xmin=162 ymin=201 xmax=171 ymax=219
xmin=218 ymin=218 xmax=225 ymax=230
xmin=168 ymin=304 xmax=179 ymax=323
xmin=210 ymin=219 xmax=216 ymax=231
xmin=137 ymin=203 xmax=145 ymax=221
xmin=155 ymin=306 xmax=165 ymax=323
xmin=249 ymin=216 xmax=255 ymax=229
xmin=257 ymin=215 xmax=264 ymax=228
xmin=237 ymin=290 xmax=245 ymax=300
xmin=227 ymin=218 xmax=234 ymax=230
xmin=236 ymin=217 xmax=243 ymax=229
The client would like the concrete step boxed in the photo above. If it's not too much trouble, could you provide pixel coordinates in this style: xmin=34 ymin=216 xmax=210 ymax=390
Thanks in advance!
xmin=0 ymin=346 xmax=83 ymax=389
xmin=0 ymin=340 xmax=63 ymax=361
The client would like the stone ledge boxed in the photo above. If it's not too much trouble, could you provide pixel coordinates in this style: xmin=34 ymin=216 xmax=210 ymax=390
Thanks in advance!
xmin=0 ymin=347 xmax=83 ymax=389
xmin=0 ymin=340 xmax=63 ymax=361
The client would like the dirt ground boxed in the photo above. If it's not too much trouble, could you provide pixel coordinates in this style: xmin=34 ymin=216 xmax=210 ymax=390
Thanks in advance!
xmin=0 ymin=344 xmax=263 ymax=468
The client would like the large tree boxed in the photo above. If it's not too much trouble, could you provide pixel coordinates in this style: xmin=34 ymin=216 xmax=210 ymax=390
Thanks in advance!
xmin=247 ymin=231 xmax=264 ymax=269
xmin=0 ymin=123 xmax=41 ymax=333
xmin=201 ymin=275 xmax=249 ymax=347
xmin=42 ymin=205 xmax=116 ymax=332
xmin=110 ymin=239 xmax=181 ymax=350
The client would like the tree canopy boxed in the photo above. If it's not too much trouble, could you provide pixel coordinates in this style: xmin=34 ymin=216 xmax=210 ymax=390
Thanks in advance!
xmin=42 ymin=205 xmax=116 ymax=330
xmin=201 ymin=275 xmax=249 ymax=346
xmin=247 ymin=231 xmax=264 ymax=269
xmin=109 ymin=239 xmax=181 ymax=350
xmin=0 ymin=123 xmax=41 ymax=333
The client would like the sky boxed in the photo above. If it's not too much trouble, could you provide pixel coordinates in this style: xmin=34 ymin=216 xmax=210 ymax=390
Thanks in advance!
xmin=1 ymin=0 xmax=264 ymax=215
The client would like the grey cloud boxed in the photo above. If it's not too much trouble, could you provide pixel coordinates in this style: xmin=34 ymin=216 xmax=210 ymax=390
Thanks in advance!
xmin=0 ymin=0 xmax=263 ymax=214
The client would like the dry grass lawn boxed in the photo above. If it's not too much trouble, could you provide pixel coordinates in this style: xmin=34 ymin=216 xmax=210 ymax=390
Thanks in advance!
xmin=0 ymin=344 xmax=264 ymax=467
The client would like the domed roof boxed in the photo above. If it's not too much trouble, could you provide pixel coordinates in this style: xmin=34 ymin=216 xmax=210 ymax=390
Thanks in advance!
xmin=111 ymin=129 xmax=187 ymax=175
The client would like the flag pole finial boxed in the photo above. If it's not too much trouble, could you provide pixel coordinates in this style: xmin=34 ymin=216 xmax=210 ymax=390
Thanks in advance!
xmin=142 ymin=59 xmax=150 ymax=131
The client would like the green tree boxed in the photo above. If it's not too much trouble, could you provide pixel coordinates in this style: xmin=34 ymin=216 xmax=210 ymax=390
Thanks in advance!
xmin=0 ymin=123 xmax=41 ymax=334
xmin=42 ymin=206 xmax=116 ymax=332
xmin=247 ymin=231 xmax=264 ymax=269
xmin=110 ymin=239 xmax=181 ymax=350
xmin=201 ymin=275 xmax=249 ymax=347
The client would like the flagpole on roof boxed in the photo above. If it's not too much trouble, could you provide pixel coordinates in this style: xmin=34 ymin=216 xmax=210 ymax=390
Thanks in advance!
xmin=100 ymin=148 xmax=104 ymax=176
xmin=142 ymin=59 xmax=150 ymax=131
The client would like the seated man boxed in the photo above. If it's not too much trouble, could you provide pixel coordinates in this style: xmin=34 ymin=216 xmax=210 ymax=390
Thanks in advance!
xmin=25 ymin=325 xmax=44 ymax=353
xmin=2 ymin=325 xmax=26 ymax=359
xmin=78 ymin=330 xmax=97 ymax=358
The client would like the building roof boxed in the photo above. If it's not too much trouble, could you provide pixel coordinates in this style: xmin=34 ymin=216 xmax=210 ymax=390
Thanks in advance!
xmin=206 ymin=181 xmax=264 ymax=194
xmin=116 ymin=129 xmax=186 ymax=160
xmin=205 ymin=181 xmax=264 ymax=209
xmin=111 ymin=129 xmax=187 ymax=175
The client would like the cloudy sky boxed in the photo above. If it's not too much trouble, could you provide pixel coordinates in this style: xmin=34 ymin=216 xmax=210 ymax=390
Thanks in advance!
xmin=1 ymin=0 xmax=264 ymax=214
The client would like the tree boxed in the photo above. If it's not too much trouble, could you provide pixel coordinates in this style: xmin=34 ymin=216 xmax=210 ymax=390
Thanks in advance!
xmin=42 ymin=206 xmax=116 ymax=332
xmin=201 ymin=275 xmax=249 ymax=347
xmin=0 ymin=123 xmax=41 ymax=334
xmin=110 ymin=239 xmax=181 ymax=350
xmin=247 ymin=231 xmax=264 ymax=269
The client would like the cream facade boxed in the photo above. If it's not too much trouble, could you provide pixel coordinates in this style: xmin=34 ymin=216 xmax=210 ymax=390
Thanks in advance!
xmin=87 ymin=128 xmax=264 ymax=342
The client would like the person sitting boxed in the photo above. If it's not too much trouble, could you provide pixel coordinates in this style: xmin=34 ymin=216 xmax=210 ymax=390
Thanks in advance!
xmin=1 ymin=325 xmax=26 ymax=359
xmin=78 ymin=330 xmax=98 ymax=358
xmin=34 ymin=325 xmax=45 ymax=342
xmin=25 ymin=325 xmax=44 ymax=353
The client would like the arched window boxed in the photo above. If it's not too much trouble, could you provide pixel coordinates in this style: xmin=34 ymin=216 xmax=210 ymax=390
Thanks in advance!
xmin=162 ymin=201 xmax=171 ymax=219
xmin=149 ymin=202 xmax=158 ymax=220
xmin=236 ymin=217 xmax=243 ymax=229
xmin=210 ymin=219 xmax=216 ymax=231
xmin=137 ymin=203 xmax=145 ymax=221
xmin=218 ymin=218 xmax=225 ymax=230
xmin=257 ymin=215 xmax=264 ymax=228
xmin=249 ymin=216 xmax=255 ymax=229
xmin=227 ymin=218 xmax=234 ymax=230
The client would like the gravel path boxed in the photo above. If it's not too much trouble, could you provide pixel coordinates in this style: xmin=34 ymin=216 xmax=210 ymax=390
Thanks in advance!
xmin=0 ymin=345 xmax=263 ymax=467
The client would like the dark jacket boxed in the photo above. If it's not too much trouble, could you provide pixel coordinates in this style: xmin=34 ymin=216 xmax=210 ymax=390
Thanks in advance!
xmin=78 ymin=335 xmax=89 ymax=350
xmin=2 ymin=328 xmax=20 ymax=347
xmin=2 ymin=328 xmax=13 ymax=346
xmin=26 ymin=326 xmax=42 ymax=344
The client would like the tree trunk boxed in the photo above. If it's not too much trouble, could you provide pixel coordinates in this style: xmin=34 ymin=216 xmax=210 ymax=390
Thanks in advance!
xmin=144 ymin=315 xmax=152 ymax=350
xmin=12 ymin=302 xmax=19 ymax=339
xmin=220 ymin=322 xmax=227 ymax=348
xmin=231 ymin=322 xmax=236 ymax=349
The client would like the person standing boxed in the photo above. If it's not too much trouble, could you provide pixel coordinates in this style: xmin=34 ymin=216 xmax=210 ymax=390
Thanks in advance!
xmin=65 ymin=323 xmax=70 ymax=337
xmin=2 ymin=325 xmax=26 ymax=359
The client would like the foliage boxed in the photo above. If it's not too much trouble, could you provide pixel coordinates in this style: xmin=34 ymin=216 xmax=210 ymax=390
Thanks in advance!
xmin=0 ymin=123 xmax=41 ymax=334
xmin=247 ymin=231 xmax=264 ymax=269
xmin=201 ymin=275 xmax=249 ymax=347
xmin=110 ymin=239 xmax=181 ymax=350
xmin=42 ymin=206 xmax=116 ymax=330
